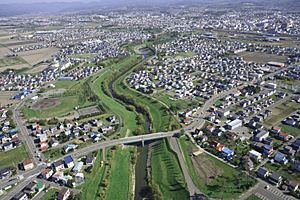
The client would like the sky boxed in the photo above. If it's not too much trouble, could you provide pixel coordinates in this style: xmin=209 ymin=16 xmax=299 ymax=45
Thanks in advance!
xmin=0 ymin=0 xmax=87 ymax=3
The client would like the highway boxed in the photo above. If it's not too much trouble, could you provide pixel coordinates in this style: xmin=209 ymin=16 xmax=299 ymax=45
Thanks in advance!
xmin=2 ymin=57 xmax=291 ymax=199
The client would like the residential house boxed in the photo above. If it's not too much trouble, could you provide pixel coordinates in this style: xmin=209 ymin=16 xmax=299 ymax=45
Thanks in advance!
xmin=52 ymin=171 xmax=64 ymax=182
xmin=40 ymin=141 xmax=47 ymax=151
xmin=222 ymin=147 xmax=234 ymax=160
xmin=40 ymin=168 xmax=53 ymax=179
xmin=64 ymin=144 xmax=78 ymax=153
xmin=82 ymin=135 xmax=89 ymax=142
xmin=61 ymin=175 xmax=72 ymax=185
xmin=265 ymin=138 xmax=274 ymax=145
xmin=57 ymin=188 xmax=70 ymax=200
xmin=73 ymin=161 xmax=84 ymax=172
xmin=269 ymin=172 xmax=282 ymax=186
xmin=53 ymin=160 xmax=64 ymax=171
xmin=86 ymin=153 xmax=96 ymax=165
xmin=63 ymin=129 xmax=71 ymax=136
xmin=0 ymin=167 xmax=11 ymax=179
xmin=39 ymin=134 xmax=47 ymax=142
xmin=23 ymin=181 xmax=37 ymax=193
xmin=3 ymin=142 xmax=13 ymax=151
xmin=272 ymin=126 xmax=281 ymax=134
xmin=256 ymin=167 xmax=269 ymax=178
xmin=108 ymin=115 xmax=115 ymax=122
xmin=13 ymin=192 xmax=27 ymax=200
xmin=50 ymin=125 xmax=57 ymax=133
xmin=253 ymin=130 xmax=269 ymax=142
xmin=22 ymin=159 xmax=34 ymax=171
xmin=35 ymin=181 xmax=45 ymax=193
xmin=227 ymin=119 xmax=242 ymax=130
xmin=274 ymin=153 xmax=288 ymax=164
xmin=263 ymin=144 xmax=273 ymax=156
xmin=64 ymin=155 xmax=74 ymax=168
xmin=42 ymin=127 xmax=50 ymax=134
xmin=49 ymin=139 xmax=59 ymax=147
xmin=279 ymin=132 xmax=291 ymax=141
xmin=249 ymin=150 xmax=262 ymax=160
xmin=212 ymin=129 xmax=222 ymax=136
xmin=287 ymin=180 xmax=299 ymax=191
xmin=198 ymin=135 xmax=208 ymax=142
xmin=242 ymin=156 xmax=254 ymax=170
xmin=226 ymin=132 xmax=237 ymax=140
xmin=283 ymin=145 xmax=296 ymax=156
xmin=96 ymin=120 xmax=103 ymax=127
xmin=293 ymin=163 xmax=300 ymax=172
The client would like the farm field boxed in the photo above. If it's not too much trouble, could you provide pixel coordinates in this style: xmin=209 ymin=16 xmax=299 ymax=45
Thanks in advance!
xmin=264 ymin=101 xmax=300 ymax=126
xmin=23 ymin=63 xmax=48 ymax=74
xmin=0 ymin=145 xmax=30 ymax=170
xmin=236 ymin=51 xmax=287 ymax=63
xmin=178 ymin=136 xmax=256 ymax=199
xmin=105 ymin=147 xmax=132 ymax=200
xmin=151 ymin=138 xmax=190 ymax=200
xmin=17 ymin=47 xmax=59 ymax=65
xmin=0 ymin=91 xmax=20 ymax=106
xmin=0 ymin=57 xmax=26 ymax=68
xmin=0 ymin=46 xmax=11 ymax=59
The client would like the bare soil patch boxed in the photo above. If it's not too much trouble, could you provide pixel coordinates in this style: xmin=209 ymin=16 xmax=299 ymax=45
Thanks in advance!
xmin=17 ymin=47 xmax=59 ymax=65
xmin=0 ymin=91 xmax=19 ymax=106
xmin=31 ymin=98 xmax=62 ymax=110
xmin=0 ymin=46 xmax=13 ymax=59
xmin=25 ymin=63 xmax=49 ymax=73
xmin=237 ymin=51 xmax=287 ymax=63
xmin=190 ymin=154 xmax=224 ymax=184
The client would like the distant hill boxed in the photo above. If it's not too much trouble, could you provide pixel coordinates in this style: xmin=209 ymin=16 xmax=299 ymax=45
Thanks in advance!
xmin=0 ymin=0 xmax=299 ymax=17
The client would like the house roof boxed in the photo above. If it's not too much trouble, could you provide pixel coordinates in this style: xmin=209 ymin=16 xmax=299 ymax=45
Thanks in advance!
xmin=73 ymin=161 xmax=84 ymax=171
xmin=41 ymin=168 xmax=52 ymax=175
xmin=273 ymin=126 xmax=281 ymax=131
xmin=58 ymin=188 xmax=69 ymax=199
xmin=257 ymin=167 xmax=268 ymax=175
xmin=275 ymin=153 xmax=286 ymax=161
xmin=35 ymin=181 xmax=44 ymax=190
xmin=0 ymin=167 xmax=10 ymax=175
xmin=53 ymin=160 xmax=64 ymax=167
xmin=288 ymin=180 xmax=299 ymax=187
xmin=64 ymin=155 xmax=73 ymax=164
xmin=270 ymin=172 xmax=282 ymax=180
xmin=86 ymin=154 xmax=94 ymax=163
xmin=222 ymin=147 xmax=234 ymax=155
xmin=23 ymin=159 xmax=32 ymax=166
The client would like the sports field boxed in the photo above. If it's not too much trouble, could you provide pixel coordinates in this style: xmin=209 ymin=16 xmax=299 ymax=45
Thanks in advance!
xmin=236 ymin=51 xmax=287 ymax=63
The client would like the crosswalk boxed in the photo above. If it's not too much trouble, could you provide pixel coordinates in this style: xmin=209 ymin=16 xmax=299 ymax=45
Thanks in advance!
xmin=255 ymin=188 xmax=294 ymax=200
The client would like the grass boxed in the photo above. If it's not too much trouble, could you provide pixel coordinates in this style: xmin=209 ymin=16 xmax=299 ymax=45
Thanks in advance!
xmin=178 ymin=136 xmax=255 ymax=199
xmin=78 ymin=150 xmax=107 ymax=200
xmin=245 ymin=194 xmax=262 ymax=200
xmin=151 ymin=138 xmax=190 ymax=200
xmin=115 ymin=75 xmax=181 ymax=132
xmin=214 ymin=100 xmax=224 ymax=106
xmin=22 ymin=106 xmax=41 ymax=119
xmin=39 ymin=95 xmax=82 ymax=118
xmin=93 ymin=69 xmax=138 ymax=137
xmin=0 ymin=57 xmax=26 ymax=68
xmin=53 ymin=80 xmax=79 ymax=90
xmin=41 ymin=189 xmax=60 ymax=199
xmin=278 ymin=123 xmax=300 ymax=136
xmin=105 ymin=147 xmax=132 ymax=200
xmin=0 ymin=145 xmax=29 ymax=169
xmin=158 ymin=94 xmax=190 ymax=108
xmin=0 ymin=44 xmax=5 ymax=48
xmin=264 ymin=162 xmax=300 ymax=182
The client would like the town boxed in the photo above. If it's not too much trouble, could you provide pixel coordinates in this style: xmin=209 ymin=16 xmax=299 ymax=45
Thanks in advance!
xmin=0 ymin=0 xmax=300 ymax=200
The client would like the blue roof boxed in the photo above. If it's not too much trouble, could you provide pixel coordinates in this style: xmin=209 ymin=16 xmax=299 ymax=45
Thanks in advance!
xmin=64 ymin=155 xmax=74 ymax=164
xmin=265 ymin=138 xmax=273 ymax=142
xmin=293 ymin=163 xmax=300 ymax=168
xmin=275 ymin=153 xmax=286 ymax=161
xmin=3 ymin=142 xmax=12 ymax=147
xmin=64 ymin=144 xmax=78 ymax=151
xmin=222 ymin=147 xmax=234 ymax=155
xmin=263 ymin=144 xmax=273 ymax=150
xmin=10 ymin=129 xmax=18 ymax=134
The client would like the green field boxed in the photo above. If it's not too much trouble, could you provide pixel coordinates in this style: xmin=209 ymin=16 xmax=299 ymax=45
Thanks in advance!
xmin=151 ymin=138 xmax=190 ymax=200
xmin=214 ymin=99 xmax=224 ymax=106
xmin=0 ymin=145 xmax=30 ymax=169
xmin=105 ymin=147 xmax=132 ymax=200
xmin=245 ymin=194 xmax=262 ymax=200
xmin=173 ymin=52 xmax=197 ymax=58
xmin=78 ymin=150 xmax=107 ymax=200
xmin=158 ymin=94 xmax=190 ymax=108
xmin=264 ymin=101 xmax=300 ymax=126
xmin=53 ymin=80 xmax=79 ymax=90
xmin=278 ymin=123 xmax=300 ymax=136
xmin=264 ymin=162 xmax=300 ymax=182
xmin=41 ymin=189 xmax=60 ymax=199
xmin=39 ymin=96 xmax=82 ymax=118
xmin=22 ymin=106 xmax=41 ymax=119
xmin=115 ymin=76 xmax=181 ymax=132
xmin=178 ymin=136 xmax=256 ymax=199
xmin=0 ymin=57 xmax=26 ymax=68
xmin=35 ymin=26 xmax=64 ymax=31
xmin=93 ymin=69 xmax=138 ymax=137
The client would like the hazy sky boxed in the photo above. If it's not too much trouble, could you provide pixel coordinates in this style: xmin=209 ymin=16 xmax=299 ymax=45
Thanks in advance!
xmin=0 ymin=0 xmax=86 ymax=3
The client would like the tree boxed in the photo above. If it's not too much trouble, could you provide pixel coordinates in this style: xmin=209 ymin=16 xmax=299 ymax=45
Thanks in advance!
xmin=103 ymin=179 xmax=109 ymax=187
xmin=7 ymin=110 xmax=13 ymax=117
xmin=114 ymin=144 xmax=120 ymax=150
xmin=99 ymin=191 xmax=105 ymax=197
xmin=74 ymin=192 xmax=83 ymax=200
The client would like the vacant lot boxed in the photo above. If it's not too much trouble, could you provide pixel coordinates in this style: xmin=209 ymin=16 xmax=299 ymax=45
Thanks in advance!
xmin=237 ymin=51 xmax=287 ymax=63
xmin=0 ymin=46 xmax=11 ymax=59
xmin=264 ymin=101 xmax=300 ymax=126
xmin=0 ymin=91 xmax=20 ymax=106
xmin=78 ymin=105 xmax=102 ymax=116
xmin=0 ymin=57 xmax=26 ymax=68
xmin=17 ymin=47 xmax=59 ymax=65
xmin=31 ymin=98 xmax=62 ymax=110
xmin=25 ymin=63 xmax=48 ymax=74
xmin=0 ymin=145 xmax=29 ymax=169
xmin=191 ymin=155 xmax=224 ymax=184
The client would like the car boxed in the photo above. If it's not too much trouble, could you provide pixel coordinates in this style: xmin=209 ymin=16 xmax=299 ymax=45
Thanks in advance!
xmin=265 ymin=185 xmax=269 ymax=190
